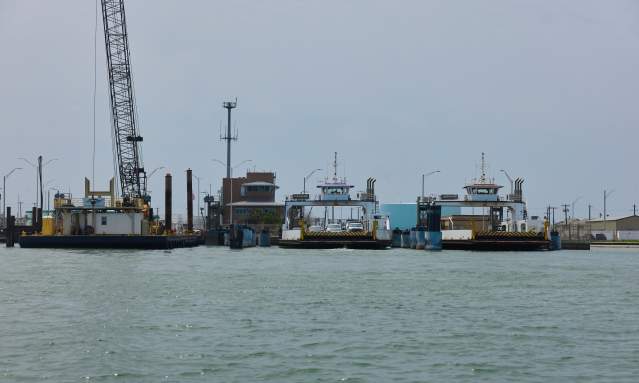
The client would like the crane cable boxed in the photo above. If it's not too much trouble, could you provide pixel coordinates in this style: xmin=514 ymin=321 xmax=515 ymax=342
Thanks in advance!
xmin=91 ymin=0 xmax=98 ymax=196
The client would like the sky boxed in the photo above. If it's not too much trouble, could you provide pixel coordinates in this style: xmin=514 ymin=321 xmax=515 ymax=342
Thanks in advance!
xmin=1 ymin=0 xmax=638 ymax=219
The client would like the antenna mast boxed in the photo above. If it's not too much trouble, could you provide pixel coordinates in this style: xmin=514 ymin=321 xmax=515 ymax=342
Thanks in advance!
xmin=479 ymin=152 xmax=487 ymax=183
xmin=221 ymin=99 xmax=238 ymax=179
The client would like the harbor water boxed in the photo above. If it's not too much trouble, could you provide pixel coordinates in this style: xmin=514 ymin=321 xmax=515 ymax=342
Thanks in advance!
xmin=1 ymin=247 xmax=638 ymax=382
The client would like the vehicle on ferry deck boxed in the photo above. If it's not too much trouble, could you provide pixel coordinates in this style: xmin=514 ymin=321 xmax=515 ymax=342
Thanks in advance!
xmin=346 ymin=222 xmax=364 ymax=232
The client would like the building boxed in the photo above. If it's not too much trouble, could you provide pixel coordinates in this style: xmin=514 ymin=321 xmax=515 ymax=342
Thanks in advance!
xmin=380 ymin=203 xmax=460 ymax=230
xmin=221 ymin=171 xmax=284 ymax=231
xmin=589 ymin=215 xmax=639 ymax=240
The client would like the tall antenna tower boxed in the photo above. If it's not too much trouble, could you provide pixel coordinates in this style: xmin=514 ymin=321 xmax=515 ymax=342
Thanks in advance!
xmin=221 ymin=99 xmax=238 ymax=179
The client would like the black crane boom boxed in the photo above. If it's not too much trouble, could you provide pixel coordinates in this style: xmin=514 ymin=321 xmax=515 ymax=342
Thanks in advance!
xmin=101 ymin=0 xmax=147 ymax=204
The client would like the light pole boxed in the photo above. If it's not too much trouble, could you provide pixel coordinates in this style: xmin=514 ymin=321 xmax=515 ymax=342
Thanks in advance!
xmin=148 ymin=166 xmax=165 ymax=179
xmin=604 ymin=189 xmax=615 ymax=224
xmin=571 ymin=196 xmax=583 ymax=220
xmin=3 ymin=167 xmax=22 ymax=225
xmin=500 ymin=169 xmax=514 ymax=196
xmin=303 ymin=168 xmax=322 ymax=194
xmin=19 ymin=156 xmax=58 ymax=209
xmin=44 ymin=179 xmax=56 ymax=212
xmin=193 ymin=174 xmax=202 ymax=228
xmin=146 ymin=166 xmax=165 ymax=203
xmin=212 ymin=159 xmax=252 ymax=225
xmin=421 ymin=170 xmax=440 ymax=202
xmin=47 ymin=187 xmax=60 ymax=212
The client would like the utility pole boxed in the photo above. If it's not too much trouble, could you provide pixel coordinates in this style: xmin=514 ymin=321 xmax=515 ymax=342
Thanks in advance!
xmin=222 ymin=99 xmax=238 ymax=180
xmin=562 ymin=204 xmax=570 ymax=225
xmin=588 ymin=204 xmax=592 ymax=221
xmin=38 ymin=156 xmax=43 ymax=211
xmin=634 ymin=204 xmax=637 ymax=216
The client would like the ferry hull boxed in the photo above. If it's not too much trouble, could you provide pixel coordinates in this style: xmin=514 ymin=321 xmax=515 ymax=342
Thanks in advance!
xmin=279 ymin=239 xmax=391 ymax=250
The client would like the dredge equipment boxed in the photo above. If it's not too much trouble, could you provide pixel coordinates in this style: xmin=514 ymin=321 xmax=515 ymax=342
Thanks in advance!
xmin=101 ymin=0 xmax=147 ymax=207
xmin=19 ymin=0 xmax=200 ymax=249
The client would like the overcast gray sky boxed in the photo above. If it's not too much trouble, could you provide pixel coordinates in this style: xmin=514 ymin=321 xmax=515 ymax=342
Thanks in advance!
xmin=1 ymin=0 xmax=638 ymax=219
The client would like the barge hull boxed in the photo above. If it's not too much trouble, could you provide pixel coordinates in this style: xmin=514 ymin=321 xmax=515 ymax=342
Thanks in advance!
xmin=19 ymin=235 xmax=201 ymax=249
xmin=443 ymin=239 xmax=552 ymax=251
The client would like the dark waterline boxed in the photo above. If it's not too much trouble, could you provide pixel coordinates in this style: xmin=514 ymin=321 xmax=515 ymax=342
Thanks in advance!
xmin=1 ymin=247 xmax=638 ymax=382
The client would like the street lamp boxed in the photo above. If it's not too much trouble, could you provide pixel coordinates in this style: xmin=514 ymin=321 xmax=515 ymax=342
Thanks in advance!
xmin=604 ymin=189 xmax=615 ymax=223
xmin=303 ymin=168 xmax=322 ymax=194
xmin=47 ymin=186 xmax=61 ymax=212
xmin=3 ymin=167 xmax=22 ymax=223
xmin=18 ymin=156 xmax=58 ymax=209
xmin=571 ymin=196 xmax=583 ymax=219
xmin=421 ymin=170 xmax=440 ymax=202
xmin=147 ymin=166 xmax=165 ymax=179
xmin=211 ymin=159 xmax=252 ymax=225
xmin=193 ymin=174 xmax=202 ymax=228
xmin=500 ymin=169 xmax=514 ymax=196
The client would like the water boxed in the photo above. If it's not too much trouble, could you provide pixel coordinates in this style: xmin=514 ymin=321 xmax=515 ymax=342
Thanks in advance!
xmin=1 ymin=247 xmax=638 ymax=382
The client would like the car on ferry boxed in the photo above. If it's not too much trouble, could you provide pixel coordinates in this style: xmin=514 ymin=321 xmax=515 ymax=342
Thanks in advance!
xmin=346 ymin=221 xmax=364 ymax=232
xmin=325 ymin=223 xmax=343 ymax=232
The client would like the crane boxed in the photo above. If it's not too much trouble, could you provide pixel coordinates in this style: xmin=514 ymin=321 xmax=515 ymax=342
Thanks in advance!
xmin=100 ymin=0 xmax=147 ymax=206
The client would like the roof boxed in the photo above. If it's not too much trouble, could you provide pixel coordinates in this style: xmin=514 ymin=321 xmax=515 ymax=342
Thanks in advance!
xmin=228 ymin=201 xmax=284 ymax=207
xmin=588 ymin=215 xmax=638 ymax=222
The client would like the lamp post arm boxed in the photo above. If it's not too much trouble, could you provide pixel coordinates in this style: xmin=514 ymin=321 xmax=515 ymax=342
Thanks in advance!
xmin=421 ymin=170 xmax=440 ymax=201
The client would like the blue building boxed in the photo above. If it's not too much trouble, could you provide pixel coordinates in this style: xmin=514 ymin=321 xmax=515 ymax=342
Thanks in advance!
xmin=380 ymin=203 xmax=461 ymax=230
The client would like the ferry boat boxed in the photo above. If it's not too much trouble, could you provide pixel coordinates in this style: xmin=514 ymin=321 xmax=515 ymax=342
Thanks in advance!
xmin=425 ymin=153 xmax=556 ymax=251
xmin=279 ymin=153 xmax=391 ymax=249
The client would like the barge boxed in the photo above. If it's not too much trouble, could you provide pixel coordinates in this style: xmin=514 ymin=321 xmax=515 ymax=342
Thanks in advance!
xmin=19 ymin=234 xmax=200 ymax=249
xmin=17 ymin=177 xmax=200 ymax=250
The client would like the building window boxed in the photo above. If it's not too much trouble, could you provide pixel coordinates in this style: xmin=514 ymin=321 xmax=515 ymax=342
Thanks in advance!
xmin=234 ymin=208 xmax=249 ymax=216
xmin=101 ymin=216 xmax=107 ymax=225
xmin=242 ymin=185 xmax=273 ymax=195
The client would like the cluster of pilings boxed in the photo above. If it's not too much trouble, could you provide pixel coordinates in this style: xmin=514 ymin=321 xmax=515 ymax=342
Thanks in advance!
xmin=162 ymin=169 xmax=197 ymax=236
xmin=225 ymin=225 xmax=272 ymax=249
xmin=4 ymin=206 xmax=42 ymax=247
xmin=391 ymin=204 xmax=442 ymax=251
